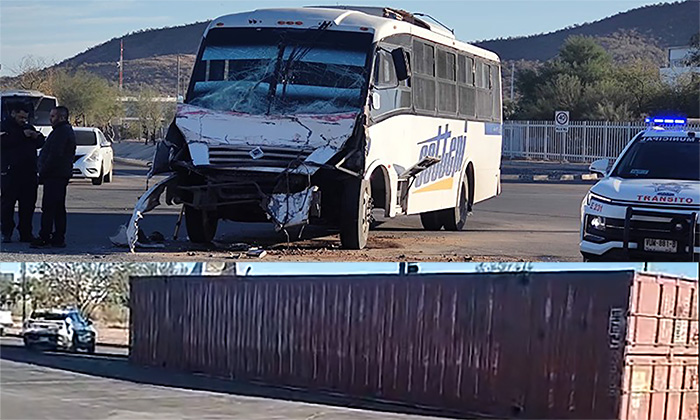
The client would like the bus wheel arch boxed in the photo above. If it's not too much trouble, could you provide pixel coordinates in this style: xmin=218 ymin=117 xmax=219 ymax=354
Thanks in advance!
xmin=369 ymin=166 xmax=390 ymax=215
xmin=440 ymin=163 xmax=474 ymax=231
xmin=465 ymin=162 xmax=475 ymax=212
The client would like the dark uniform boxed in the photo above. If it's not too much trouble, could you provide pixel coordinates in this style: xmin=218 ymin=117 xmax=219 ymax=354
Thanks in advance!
xmin=37 ymin=120 xmax=76 ymax=246
xmin=1 ymin=117 xmax=45 ymax=241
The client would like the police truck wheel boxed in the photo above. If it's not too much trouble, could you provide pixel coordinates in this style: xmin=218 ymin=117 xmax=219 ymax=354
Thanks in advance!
xmin=339 ymin=179 xmax=371 ymax=250
xmin=185 ymin=205 xmax=218 ymax=243
xmin=70 ymin=334 xmax=79 ymax=353
xmin=420 ymin=211 xmax=443 ymax=231
xmin=440 ymin=176 xmax=469 ymax=231
xmin=92 ymin=166 xmax=104 ymax=185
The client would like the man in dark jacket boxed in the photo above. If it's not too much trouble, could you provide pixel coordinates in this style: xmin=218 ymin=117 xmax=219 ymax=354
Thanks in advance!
xmin=31 ymin=106 xmax=76 ymax=248
xmin=1 ymin=103 xmax=45 ymax=243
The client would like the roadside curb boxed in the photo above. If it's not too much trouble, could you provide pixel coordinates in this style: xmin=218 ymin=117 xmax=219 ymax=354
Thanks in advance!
xmin=502 ymin=173 xmax=599 ymax=182
xmin=114 ymin=156 xmax=150 ymax=168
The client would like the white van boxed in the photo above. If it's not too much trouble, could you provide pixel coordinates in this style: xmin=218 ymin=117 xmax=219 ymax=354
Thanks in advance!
xmin=72 ymin=127 xmax=114 ymax=185
xmin=0 ymin=90 xmax=57 ymax=137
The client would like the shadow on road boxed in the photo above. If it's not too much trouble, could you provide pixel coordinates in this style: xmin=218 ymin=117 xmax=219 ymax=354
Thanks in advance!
xmin=0 ymin=340 xmax=472 ymax=420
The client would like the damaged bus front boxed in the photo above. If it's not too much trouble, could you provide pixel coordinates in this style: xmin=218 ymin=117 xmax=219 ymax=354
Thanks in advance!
xmin=145 ymin=13 xmax=389 ymax=249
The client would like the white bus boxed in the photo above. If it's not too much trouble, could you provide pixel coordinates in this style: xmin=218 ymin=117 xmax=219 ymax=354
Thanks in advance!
xmin=147 ymin=6 xmax=502 ymax=249
xmin=0 ymin=90 xmax=58 ymax=137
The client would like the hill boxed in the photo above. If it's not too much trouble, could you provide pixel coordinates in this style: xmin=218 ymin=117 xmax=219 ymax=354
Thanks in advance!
xmin=475 ymin=1 xmax=698 ymax=61
xmin=61 ymin=22 xmax=209 ymax=67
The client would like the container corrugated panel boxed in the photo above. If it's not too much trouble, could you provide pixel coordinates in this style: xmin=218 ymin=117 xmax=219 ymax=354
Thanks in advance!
xmin=130 ymin=270 xmax=699 ymax=420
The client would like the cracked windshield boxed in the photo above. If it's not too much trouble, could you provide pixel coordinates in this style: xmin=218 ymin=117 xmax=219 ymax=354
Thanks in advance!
xmin=188 ymin=28 xmax=372 ymax=115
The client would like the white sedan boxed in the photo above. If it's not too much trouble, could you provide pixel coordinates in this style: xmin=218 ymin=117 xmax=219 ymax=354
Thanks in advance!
xmin=72 ymin=127 xmax=114 ymax=185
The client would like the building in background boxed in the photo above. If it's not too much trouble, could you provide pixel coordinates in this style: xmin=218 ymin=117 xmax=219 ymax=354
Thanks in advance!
xmin=660 ymin=46 xmax=700 ymax=83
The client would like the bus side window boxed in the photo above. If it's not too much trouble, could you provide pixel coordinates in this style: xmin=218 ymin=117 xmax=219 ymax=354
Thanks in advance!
xmin=475 ymin=59 xmax=493 ymax=120
xmin=371 ymin=47 xmax=411 ymax=118
xmin=374 ymin=50 xmax=398 ymax=88
xmin=413 ymin=39 xmax=436 ymax=113
xmin=492 ymin=65 xmax=502 ymax=122
xmin=458 ymin=54 xmax=476 ymax=118
xmin=436 ymin=49 xmax=457 ymax=114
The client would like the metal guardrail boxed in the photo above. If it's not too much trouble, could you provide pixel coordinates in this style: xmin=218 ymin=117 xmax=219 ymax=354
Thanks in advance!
xmin=503 ymin=121 xmax=700 ymax=162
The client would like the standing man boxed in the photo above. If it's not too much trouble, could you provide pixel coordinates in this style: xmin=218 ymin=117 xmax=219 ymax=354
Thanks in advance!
xmin=1 ymin=103 xmax=45 ymax=243
xmin=31 ymin=106 xmax=76 ymax=248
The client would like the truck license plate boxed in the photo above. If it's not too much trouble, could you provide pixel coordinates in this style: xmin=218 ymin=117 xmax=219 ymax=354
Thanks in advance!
xmin=644 ymin=238 xmax=677 ymax=253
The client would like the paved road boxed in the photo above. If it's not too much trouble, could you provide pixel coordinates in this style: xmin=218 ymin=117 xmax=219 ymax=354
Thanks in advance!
xmin=0 ymin=163 xmax=590 ymax=262
xmin=0 ymin=336 xmax=453 ymax=420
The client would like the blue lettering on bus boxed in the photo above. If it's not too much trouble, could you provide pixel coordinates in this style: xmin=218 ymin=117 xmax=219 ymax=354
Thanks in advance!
xmin=415 ymin=125 xmax=467 ymax=187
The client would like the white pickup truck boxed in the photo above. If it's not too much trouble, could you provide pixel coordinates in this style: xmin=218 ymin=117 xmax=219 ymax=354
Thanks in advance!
xmin=580 ymin=119 xmax=700 ymax=261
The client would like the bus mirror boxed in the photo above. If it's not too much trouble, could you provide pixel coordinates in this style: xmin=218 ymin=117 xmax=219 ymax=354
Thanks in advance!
xmin=391 ymin=48 xmax=411 ymax=81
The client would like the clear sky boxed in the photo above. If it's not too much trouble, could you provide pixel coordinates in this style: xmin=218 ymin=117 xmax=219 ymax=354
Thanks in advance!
xmin=0 ymin=262 xmax=698 ymax=279
xmin=0 ymin=0 xmax=666 ymax=77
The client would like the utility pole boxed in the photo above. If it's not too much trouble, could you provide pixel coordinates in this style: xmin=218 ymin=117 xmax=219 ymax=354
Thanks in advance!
xmin=510 ymin=62 xmax=515 ymax=101
xmin=119 ymin=38 xmax=124 ymax=91
xmin=176 ymin=54 xmax=181 ymax=100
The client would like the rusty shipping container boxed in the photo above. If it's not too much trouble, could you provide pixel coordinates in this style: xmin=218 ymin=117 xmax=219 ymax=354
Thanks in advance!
xmin=130 ymin=270 xmax=698 ymax=419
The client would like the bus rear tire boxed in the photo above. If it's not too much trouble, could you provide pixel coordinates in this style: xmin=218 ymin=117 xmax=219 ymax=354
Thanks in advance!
xmin=420 ymin=211 xmax=443 ymax=231
xmin=185 ymin=205 xmax=218 ymax=243
xmin=440 ymin=176 xmax=469 ymax=231
xmin=339 ymin=179 xmax=371 ymax=250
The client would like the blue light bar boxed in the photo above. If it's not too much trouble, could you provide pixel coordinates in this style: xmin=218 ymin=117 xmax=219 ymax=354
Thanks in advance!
xmin=645 ymin=116 xmax=687 ymax=126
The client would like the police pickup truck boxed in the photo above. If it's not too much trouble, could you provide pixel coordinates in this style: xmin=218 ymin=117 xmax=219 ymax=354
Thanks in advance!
xmin=580 ymin=118 xmax=700 ymax=261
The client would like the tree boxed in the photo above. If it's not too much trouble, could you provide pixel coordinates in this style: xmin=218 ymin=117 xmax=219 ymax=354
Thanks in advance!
xmin=514 ymin=36 xmax=614 ymax=120
xmin=134 ymin=86 xmax=166 ymax=144
xmin=8 ymin=56 xmax=56 ymax=92
xmin=685 ymin=33 xmax=700 ymax=67
xmin=612 ymin=60 xmax=664 ymax=117
xmin=30 ymin=263 xmax=128 ymax=318
xmin=0 ymin=274 xmax=19 ymax=308
xmin=556 ymin=36 xmax=612 ymax=86
xmin=51 ymin=70 xmax=123 ymax=127
xmin=110 ymin=263 xmax=193 ymax=306
xmin=510 ymin=34 xmax=699 ymax=120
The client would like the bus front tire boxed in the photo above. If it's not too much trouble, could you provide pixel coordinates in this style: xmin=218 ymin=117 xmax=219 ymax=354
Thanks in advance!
xmin=339 ymin=179 xmax=371 ymax=250
xmin=440 ymin=176 xmax=469 ymax=231
xmin=185 ymin=205 xmax=218 ymax=243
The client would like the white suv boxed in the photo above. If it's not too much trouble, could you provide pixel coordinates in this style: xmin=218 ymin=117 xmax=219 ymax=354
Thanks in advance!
xmin=580 ymin=121 xmax=700 ymax=261
xmin=73 ymin=127 xmax=114 ymax=185
xmin=22 ymin=308 xmax=97 ymax=353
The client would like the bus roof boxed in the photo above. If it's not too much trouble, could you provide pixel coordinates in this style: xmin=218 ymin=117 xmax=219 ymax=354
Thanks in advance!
xmin=206 ymin=6 xmax=500 ymax=62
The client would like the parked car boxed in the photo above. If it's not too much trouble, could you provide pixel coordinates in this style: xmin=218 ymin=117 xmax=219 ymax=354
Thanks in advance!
xmin=580 ymin=117 xmax=700 ymax=261
xmin=0 ymin=310 xmax=13 ymax=336
xmin=22 ymin=308 xmax=96 ymax=353
xmin=73 ymin=127 xmax=114 ymax=185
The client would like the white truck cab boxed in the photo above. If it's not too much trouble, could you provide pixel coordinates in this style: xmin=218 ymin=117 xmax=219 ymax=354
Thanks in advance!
xmin=580 ymin=118 xmax=700 ymax=261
